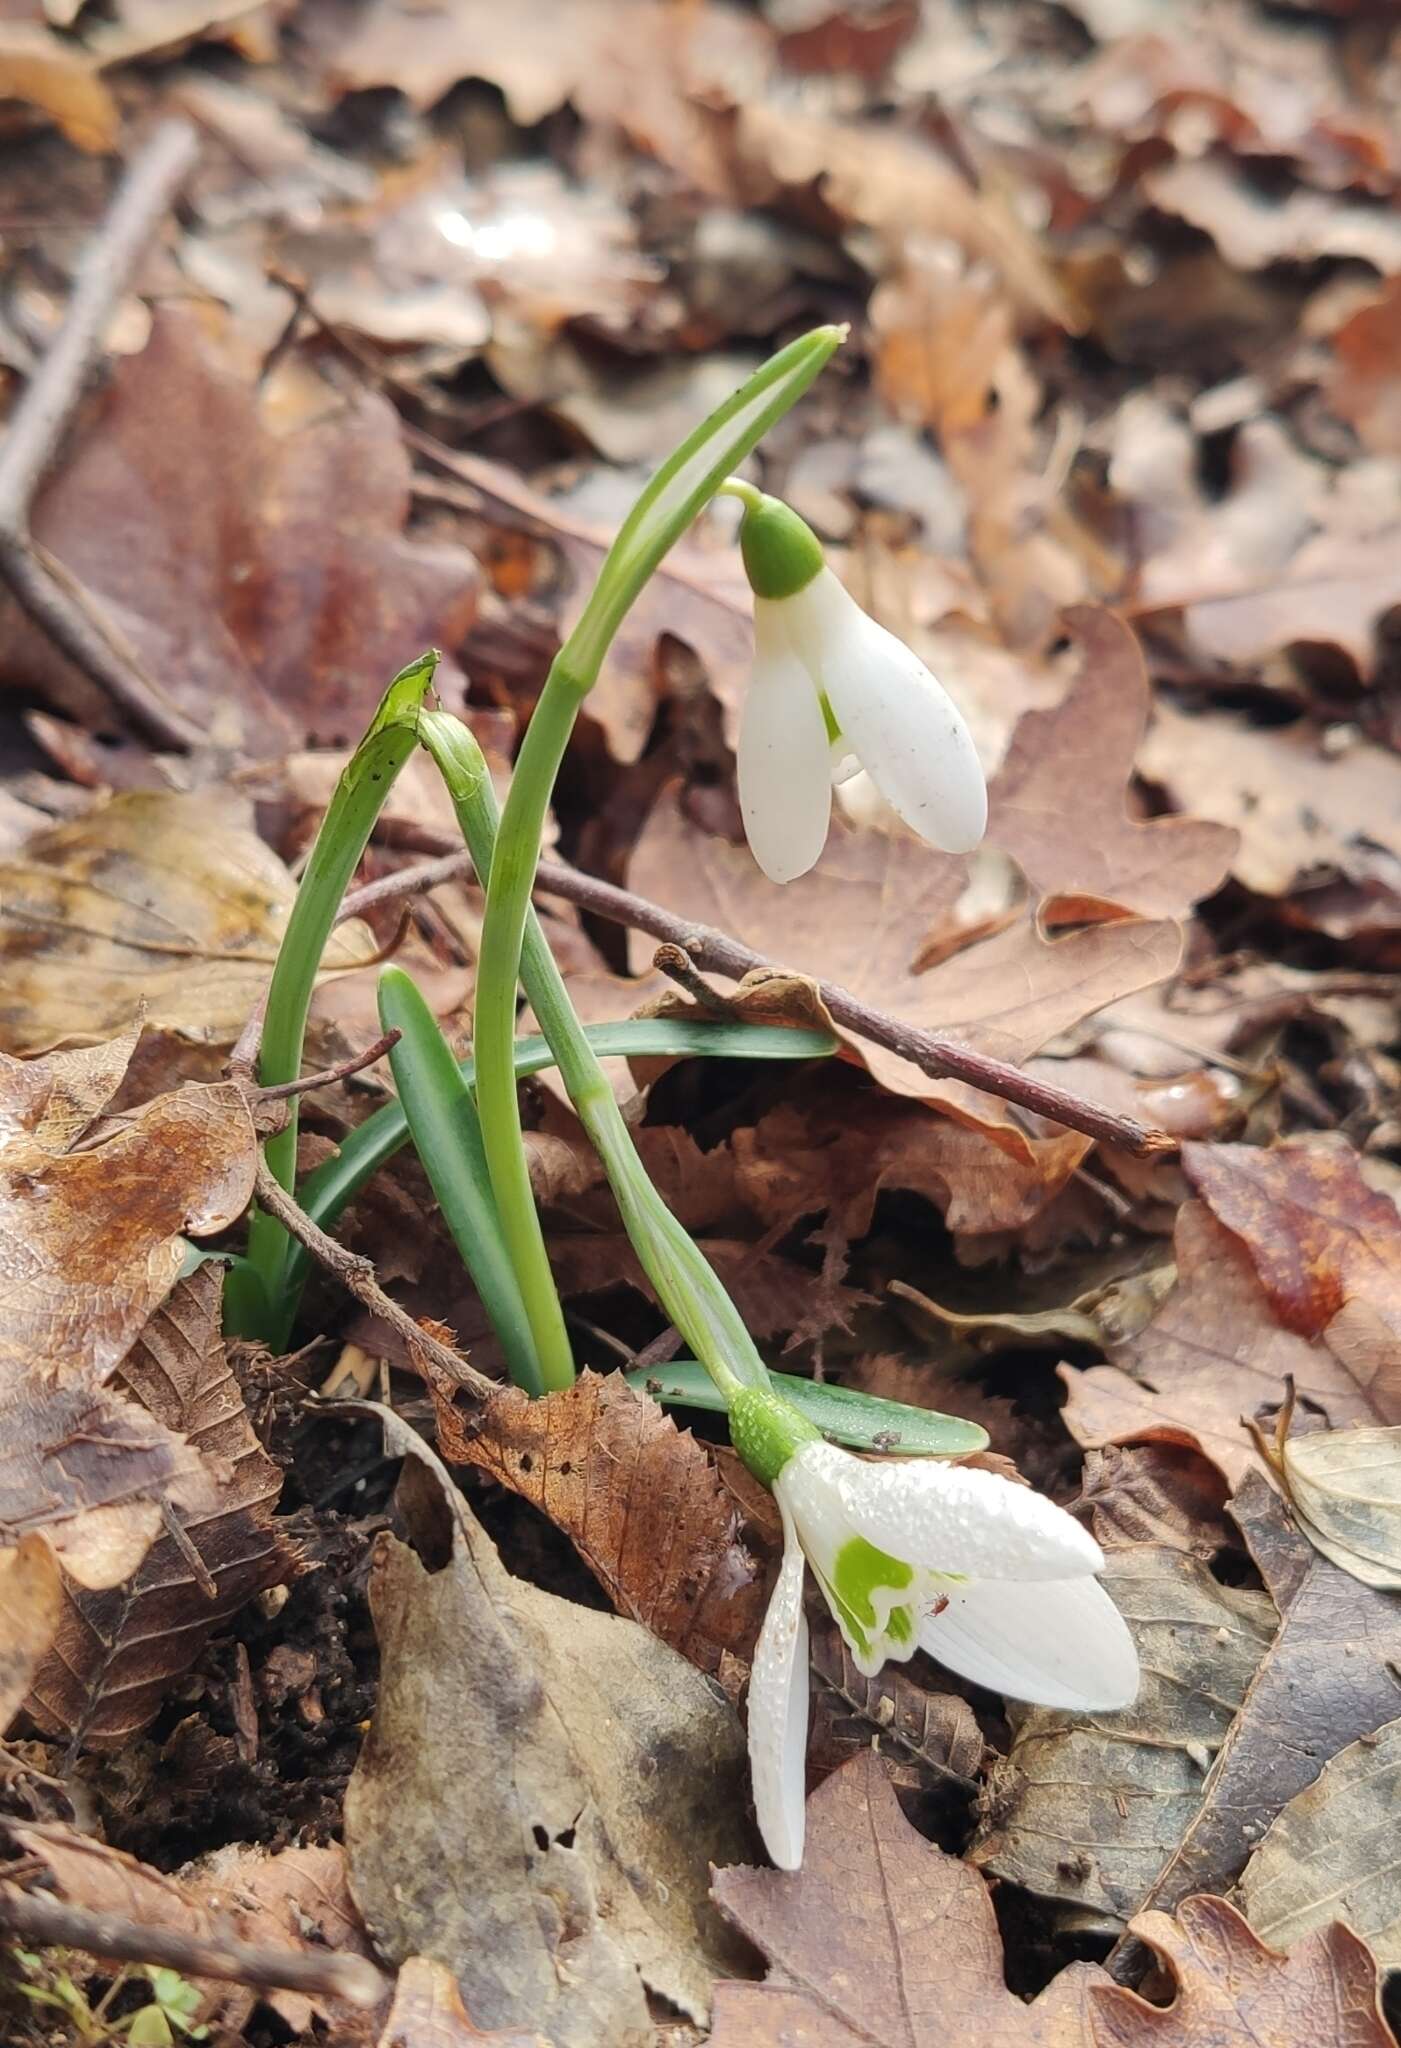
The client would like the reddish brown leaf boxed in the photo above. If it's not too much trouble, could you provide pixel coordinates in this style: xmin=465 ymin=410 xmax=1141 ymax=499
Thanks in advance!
xmin=989 ymin=609 xmax=1238 ymax=920
xmin=26 ymin=1265 xmax=296 ymax=1748
xmin=1061 ymin=1202 xmax=1382 ymax=1486
xmin=0 ymin=313 xmax=479 ymax=750
xmin=435 ymin=1369 xmax=765 ymax=1672
xmin=378 ymin=1957 xmax=548 ymax=2048
xmin=1327 ymin=277 xmax=1401 ymax=458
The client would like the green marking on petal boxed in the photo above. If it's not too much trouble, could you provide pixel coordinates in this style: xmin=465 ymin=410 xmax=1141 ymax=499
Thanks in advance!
xmin=833 ymin=1536 xmax=913 ymax=1634
xmin=819 ymin=691 xmax=842 ymax=746
xmin=885 ymin=1603 xmax=914 ymax=1646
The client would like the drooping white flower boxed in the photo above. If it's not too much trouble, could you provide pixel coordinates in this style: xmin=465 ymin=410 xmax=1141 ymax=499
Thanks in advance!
xmin=730 ymin=1390 xmax=1138 ymax=1871
xmin=732 ymin=490 xmax=987 ymax=883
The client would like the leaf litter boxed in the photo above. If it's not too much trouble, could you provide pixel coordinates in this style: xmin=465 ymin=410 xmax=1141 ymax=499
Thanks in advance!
xmin=3 ymin=0 xmax=1401 ymax=2040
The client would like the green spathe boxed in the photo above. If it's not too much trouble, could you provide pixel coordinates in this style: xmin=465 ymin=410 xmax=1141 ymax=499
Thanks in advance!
xmin=739 ymin=492 xmax=825 ymax=601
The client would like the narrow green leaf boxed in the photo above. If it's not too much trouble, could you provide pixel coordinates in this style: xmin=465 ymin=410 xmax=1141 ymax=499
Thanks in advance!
xmin=626 ymin=1361 xmax=989 ymax=1458
xmin=274 ymin=1015 xmax=834 ymax=1337
xmin=378 ymin=965 xmax=542 ymax=1395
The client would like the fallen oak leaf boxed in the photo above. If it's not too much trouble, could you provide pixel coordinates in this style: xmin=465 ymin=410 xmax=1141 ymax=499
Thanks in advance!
xmin=344 ymin=1406 xmax=756 ymax=2043
xmin=972 ymin=1545 xmax=1276 ymax=1926
xmin=1235 ymin=1714 xmax=1401 ymax=1970
xmin=0 ymin=311 xmax=479 ymax=750
xmin=711 ymin=1752 xmax=1392 ymax=2047
xmin=626 ymin=791 xmax=1182 ymax=1118
xmin=434 ymin=1368 xmax=766 ymax=1674
xmin=0 ymin=1533 xmax=62 ymax=1734
xmin=0 ymin=786 xmax=377 ymax=1054
xmin=1125 ymin=1471 xmax=1401 ymax=1922
xmin=377 ymin=1956 xmax=549 ymax=2048
xmin=25 ymin=1265 xmax=297 ymax=1749
xmin=989 ymin=608 xmax=1238 ymax=922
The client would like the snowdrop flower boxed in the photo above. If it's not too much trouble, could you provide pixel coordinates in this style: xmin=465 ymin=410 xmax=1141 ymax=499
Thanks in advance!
xmin=730 ymin=1388 xmax=1138 ymax=1870
xmin=730 ymin=487 xmax=987 ymax=883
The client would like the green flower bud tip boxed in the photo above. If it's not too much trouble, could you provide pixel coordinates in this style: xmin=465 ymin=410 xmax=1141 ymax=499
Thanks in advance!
xmin=739 ymin=492 xmax=826 ymax=602
xmin=729 ymin=1384 xmax=822 ymax=1488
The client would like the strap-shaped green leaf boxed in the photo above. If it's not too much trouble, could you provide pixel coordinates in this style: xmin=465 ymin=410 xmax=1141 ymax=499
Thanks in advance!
xmin=626 ymin=1361 xmax=989 ymax=1457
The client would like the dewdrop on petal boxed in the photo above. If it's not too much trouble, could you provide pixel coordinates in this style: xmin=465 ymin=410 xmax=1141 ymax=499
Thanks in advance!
xmin=731 ymin=488 xmax=988 ymax=884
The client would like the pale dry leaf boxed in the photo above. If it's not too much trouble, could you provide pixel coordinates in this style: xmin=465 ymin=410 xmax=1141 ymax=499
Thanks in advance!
xmin=344 ymin=1408 xmax=755 ymax=2045
xmin=0 ymin=312 xmax=479 ymax=749
xmin=26 ymin=1265 xmax=295 ymax=1748
xmin=989 ymin=608 xmax=1238 ymax=920
xmin=0 ymin=786 xmax=376 ymax=1054
xmin=185 ymin=1841 xmax=385 ymax=2032
xmin=435 ymin=1369 xmax=765 ymax=1674
xmin=1144 ymin=154 xmax=1401 ymax=274
xmin=1132 ymin=1471 xmax=1401 ymax=1919
xmin=0 ymin=1533 xmax=61 ymax=1734
xmin=377 ymin=1956 xmax=549 ymax=2048
xmin=0 ymin=1057 xmax=257 ymax=1382
xmin=0 ymin=23 xmax=118 ymax=151
xmin=1061 ymin=1203 xmax=1385 ymax=1488
xmin=1270 ymin=1423 xmax=1401 ymax=1592
xmin=1236 ymin=1715 xmax=1401 ymax=1970
xmin=626 ymin=792 xmax=1182 ymax=1113
xmin=973 ymin=1546 xmax=1275 ymax=1925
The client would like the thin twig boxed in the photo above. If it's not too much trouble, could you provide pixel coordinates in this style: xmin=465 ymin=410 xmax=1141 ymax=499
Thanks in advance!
xmin=345 ymin=839 xmax=1174 ymax=1157
xmin=0 ymin=1883 xmax=387 ymax=2008
xmin=255 ymin=1028 xmax=400 ymax=1100
xmin=226 ymin=985 xmax=269 ymax=1089
xmin=252 ymin=1161 xmax=495 ymax=1400
xmin=0 ymin=120 xmax=204 ymax=751
xmin=338 ymin=848 xmax=472 ymax=922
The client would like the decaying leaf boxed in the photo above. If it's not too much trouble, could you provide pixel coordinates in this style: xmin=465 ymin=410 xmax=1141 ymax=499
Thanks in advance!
xmin=7 ymin=1825 xmax=385 ymax=2030
xmin=1061 ymin=1203 xmax=1385 ymax=1487
xmin=807 ymin=1622 xmax=984 ymax=1796
xmin=0 ymin=22 xmax=118 ymax=151
xmin=0 ymin=1533 xmax=62 ymax=1734
xmin=377 ymin=1957 xmax=549 ymax=2048
xmin=1259 ymin=1421 xmax=1401 ymax=1591
xmin=989 ymin=608 xmax=1238 ymax=921
xmin=184 ymin=1841 xmax=385 ymax=2032
xmin=343 ymin=1408 xmax=755 ymax=2045
xmin=627 ymin=793 xmax=1182 ymax=1113
xmin=26 ymin=1266 xmax=295 ymax=1748
xmin=435 ymin=1369 xmax=765 ymax=1673
xmin=973 ymin=1546 xmax=1275 ymax=1924
xmin=712 ymin=1754 xmax=1391 ymax=2048
xmin=0 ymin=312 xmax=479 ymax=750
xmin=1132 ymin=1472 xmax=1401 ymax=1920
xmin=1236 ymin=1715 xmax=1401 ymax=1970
xmin=0 ymin=1042 xmax=257 ymax=1381
xmin=0 ymin=786 xmax=377 ymax=1053
xmin=1078 ymin=1444 xmax=1233 ymax=1561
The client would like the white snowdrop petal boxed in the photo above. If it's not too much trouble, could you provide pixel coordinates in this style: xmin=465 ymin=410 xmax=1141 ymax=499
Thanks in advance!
xmin=810 ymin=1443 xmax=1105 ymax=1582
xmin=918 ymin=1573 xmax=1140 ymax=1711
xmin=737 ymin=601 xmax=832 ymax=884
xmin=747 ymin=1503 xmax=811 ymax=1870
xmin=788 ymin=568 xmax=987 ymax=854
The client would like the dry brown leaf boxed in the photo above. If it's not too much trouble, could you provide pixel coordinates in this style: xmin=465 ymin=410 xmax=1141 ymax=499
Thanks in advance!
xmin=344 ymin=1408 xmax=755 ymax=2044
xmin=1061 ymin=1203 xmax=1386 ymax=1487
xmin=0 ymin=312 xmax=479 ymax=749
xmin=1132 ymin=1471 xmax=1401 ymax=1921
xmin=989 ymin=609 xmax=1238 ymax=920
xmin=185 ymin=1841 xmax=384 ymax=2031
xmin=378 ymin=1957 xmax=549 ymax=2048
xmin=8 ymin=1825 xmax=383 ymax=2030
xmin=0 ymin=787 xmax=376 ymax=1054
xmin=1137 ymin=707 xmax=1401 ymax=900
xmin=26 ymin=1266 xmax=295 ymax=1748
xmin=0 ymin=1533 xmax=61 ymax=1734
xmin=0 ymin=22 xmax=118 ymax=151
xmin=1144 ymin=154 xmax=1401 ymax=274
xmin=973 ymin=1546 xmax=1275 ymax=1924
xmin=1184 ymin=1138 xmax=1401 ymax=1380
xmin=1261 ymin=1421 xmax=1401 ymax=1591
xmin=807 ymin=1621 xmax=984 ymax=1796
xmin=712 ymin=1753 xmax=1391 ymax=2048
xmin=1236 ymin=1714 xmax=1401 ymax=1970
xmin=1326 ymin=277 xmax=1401 ymax=457
xmin=626 ymin=793 xmax=1182 ymax=1113
xmin=0 ymin=1054 xmax=257 ymax=1382
xmin=435 ymin=1369 xmax=765 ymax=1673
xmin=1078 ymin=1444 xmax=1233 ymax=1562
